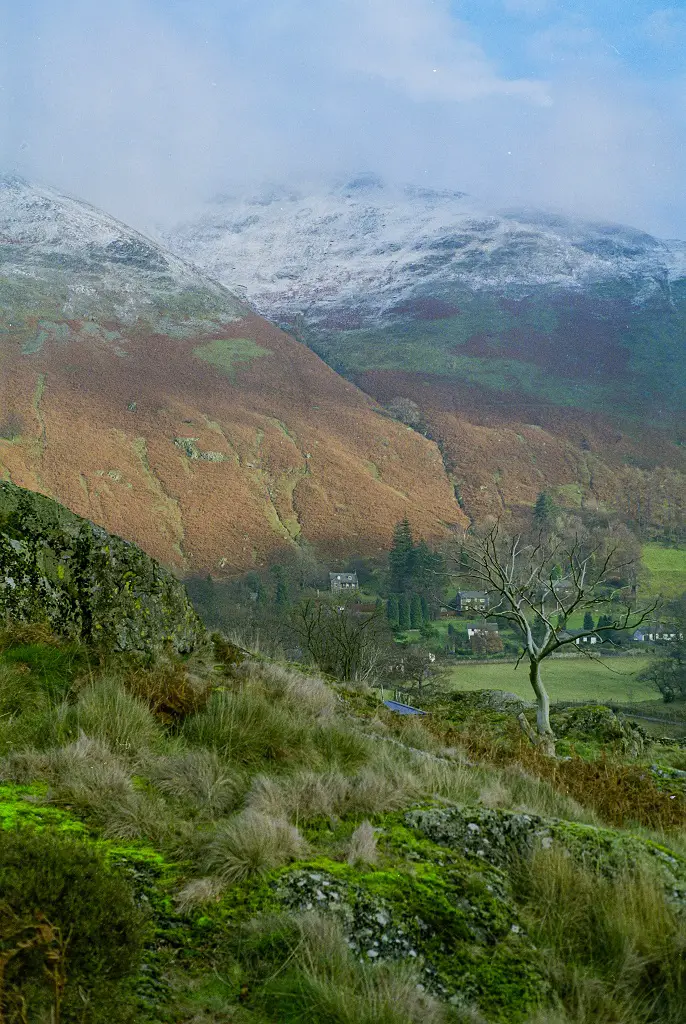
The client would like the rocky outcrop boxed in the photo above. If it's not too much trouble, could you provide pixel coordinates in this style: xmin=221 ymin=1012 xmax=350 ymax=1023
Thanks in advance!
xmin=0 ymin=481 xmax=204 ymax=653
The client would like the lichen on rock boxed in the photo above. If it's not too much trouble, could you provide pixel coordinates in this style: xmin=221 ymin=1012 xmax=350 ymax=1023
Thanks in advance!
xmin=406 ymin=805 xmax=686 ymax=903
xmin=0 ymin=480 xmax=204 ymax=654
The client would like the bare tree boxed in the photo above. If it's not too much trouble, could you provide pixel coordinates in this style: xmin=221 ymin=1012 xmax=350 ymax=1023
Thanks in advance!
xmin=290 ymin=598 xmax=388 ymax=683
xmin=458 ymin=524 xmax=657 ymax=756
xmin=385 ymin=645 xmax=448 ymax=702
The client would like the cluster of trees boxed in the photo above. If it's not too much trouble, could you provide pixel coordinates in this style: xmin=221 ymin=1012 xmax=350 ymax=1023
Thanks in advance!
xmin=385 ymin=519 xmax=444 ymax=630
xmin=616 ymin=466 xmax=686 ymax=544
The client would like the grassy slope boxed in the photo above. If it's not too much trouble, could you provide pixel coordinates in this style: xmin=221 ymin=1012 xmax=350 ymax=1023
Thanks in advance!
xmin=445 ymin=655 xmax=655 ymax=704
xmin=642 ymin=543 xmax=686 ymax=598
xmin=1 ymin=624 xmax=685 ymax=1023
xmin=310 ymin=282 xmax=686 ymax=424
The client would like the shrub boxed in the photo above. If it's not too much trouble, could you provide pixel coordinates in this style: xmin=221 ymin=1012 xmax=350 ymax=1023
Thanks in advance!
xmin=202 ymin=811 xmax=308 ymax=883
xmin=120 ymin=656 xmax=215 ymax=723
xmin=0 ymin=621 xmax=60 ymax=652
xmin=0 ymin=829 xmax=146 ymax=1022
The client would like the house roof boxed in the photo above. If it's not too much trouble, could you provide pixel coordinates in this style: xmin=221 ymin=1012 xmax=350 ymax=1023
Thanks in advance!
xmin=457 ymin=590 xmax=488 ymax=599
xmin=329 ymin=572 xmax=358 ymax=583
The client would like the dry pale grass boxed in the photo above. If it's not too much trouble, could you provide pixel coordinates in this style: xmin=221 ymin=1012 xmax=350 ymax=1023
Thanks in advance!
xmin=1 ymin=733 xmax=133 ymax=803
xmin=240 ymin=660 xmax=337 ymax=719
xmin=202 ymin=811 xmax=308 ymax=883
xmin=146 ymin=749 xmax=243 ymax=817
xmin=174 ymin=876 xmax=226 ymax=915
xmin=74 ymin=679 xmax=161 ymax=755
xmin=346 ymin=820 xmax=379 ymax=867
xmin=245 ymin=749 xmax=479 ymax=823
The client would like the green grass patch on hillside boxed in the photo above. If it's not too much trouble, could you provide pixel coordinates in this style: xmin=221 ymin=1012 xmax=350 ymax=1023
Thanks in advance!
xmin=193 ymin=337 xmax=271 ymax=379
xmin=641 ymin=543 xmax=686 ymax=598
xmin=446 ymin=655 xmax=655 ymax=704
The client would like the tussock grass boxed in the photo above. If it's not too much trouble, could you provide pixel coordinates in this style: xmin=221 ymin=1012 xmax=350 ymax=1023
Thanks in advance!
xmin=1 ymin=733 xmax=132 ymax=800
xmin=202 ymin=810 xmax=308 ymax=883
xmin=74 ymin=679 xmax=162 ymax=754
xmin=182 ymin=687 xmax=305 ymax=767
xmin=174 ymin=876 xmax=226 ymax=914
xmin=346 ymin=820 xmax=379 ymax=867
xmin=99 ymin=790 xmax=174 ymax=843
xmin=516 ymin=848 xmax=686 ymax=1024
xmin=241 ymin=912 xmax=449 ymax=1024
xmin=146 ymin=748 xmax=244 ymax=817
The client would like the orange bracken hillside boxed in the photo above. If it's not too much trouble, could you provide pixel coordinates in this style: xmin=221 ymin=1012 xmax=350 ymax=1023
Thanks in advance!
xmin=0 ymin=315 xmax=466 ymax=574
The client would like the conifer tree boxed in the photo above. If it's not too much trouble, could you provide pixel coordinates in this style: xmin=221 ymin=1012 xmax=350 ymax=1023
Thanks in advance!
xmin=533 ymin=492 xmax=556 ymax=528
xmin=583 ymin=611 xmax=595 ymax=631
xmin=410 ymin=593 xmax=423 ymax=629
xmin=398 ymin=594 xmax=410 ymax=630
xmin=386 ymin=595 xmax=399 ymax=627
xmin=389 ymin=518 xmax=415 ymax=593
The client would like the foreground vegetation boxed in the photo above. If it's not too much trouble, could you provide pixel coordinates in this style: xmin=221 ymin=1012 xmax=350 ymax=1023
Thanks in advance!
xmin=1 ymin=622 xmax=685 ymax=1023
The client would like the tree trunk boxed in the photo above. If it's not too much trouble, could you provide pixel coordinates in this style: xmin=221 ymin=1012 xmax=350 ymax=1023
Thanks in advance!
xmin=528 ymin=657 xmax=556 ymax=757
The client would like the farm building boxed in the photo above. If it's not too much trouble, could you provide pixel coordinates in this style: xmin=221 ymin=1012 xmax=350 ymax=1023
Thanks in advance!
xmin=456 ymin=590 xmax=489 ymax=613
xmin=329 ymin=572 xmax=359 ymax=593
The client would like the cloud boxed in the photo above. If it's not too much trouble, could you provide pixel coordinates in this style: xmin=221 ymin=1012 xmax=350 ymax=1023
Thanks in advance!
xmin=1 ymin=0 xmax=684 ymax=238
xmin=326 ymin=0 xmax=550 ymax=104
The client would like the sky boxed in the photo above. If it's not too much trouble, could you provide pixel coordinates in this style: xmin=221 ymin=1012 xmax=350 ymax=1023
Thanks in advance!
xmin=1 ymin=0 xmax=685 ymax=236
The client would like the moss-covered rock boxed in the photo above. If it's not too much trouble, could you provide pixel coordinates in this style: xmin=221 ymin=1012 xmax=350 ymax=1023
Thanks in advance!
xmin=0 ymin=480 xmax=204 ymax=654
xmin=406 ymin=805 xmax=686 ymax=902
xmin=551 ymin=704 xmax=647 ymax=754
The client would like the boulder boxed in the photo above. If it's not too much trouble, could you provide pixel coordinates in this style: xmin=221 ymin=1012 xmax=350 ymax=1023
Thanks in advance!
xmin=0 ymin=481 xmax=204 ymax=654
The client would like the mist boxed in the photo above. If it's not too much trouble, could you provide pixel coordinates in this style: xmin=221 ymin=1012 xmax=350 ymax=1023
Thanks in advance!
xmin=1 ymin=0 xmax=684 ymax=237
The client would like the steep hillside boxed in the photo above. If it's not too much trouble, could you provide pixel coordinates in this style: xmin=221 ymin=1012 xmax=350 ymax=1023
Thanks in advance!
xmin=0 ymin=175 xmax=465 ymax=573
xmin=164 ymin=175 xmax=686 ymax=520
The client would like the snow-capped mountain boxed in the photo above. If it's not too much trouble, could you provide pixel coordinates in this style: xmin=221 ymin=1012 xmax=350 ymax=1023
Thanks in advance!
xmin=160 ymin=173 xmax=686 ymax=327
xmin=0 ymin=174 xmax=247 ymax=329
xmin=0 ymin=174 xmax=466 ymax=572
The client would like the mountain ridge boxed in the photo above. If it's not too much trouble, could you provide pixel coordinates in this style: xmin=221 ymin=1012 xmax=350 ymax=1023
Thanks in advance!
xmin=0 ymin=176 xmax=466 ymax=574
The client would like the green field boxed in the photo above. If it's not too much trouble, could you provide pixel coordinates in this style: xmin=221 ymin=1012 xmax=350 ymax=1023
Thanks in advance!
xmin=641 ymin=543 xmax=686 ymax=598
xmin=446 ymin=655 xmax=656 ymax=704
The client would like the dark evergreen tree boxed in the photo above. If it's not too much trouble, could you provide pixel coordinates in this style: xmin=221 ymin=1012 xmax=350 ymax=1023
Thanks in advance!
xmin=386 ymin=595 xmax=399 ymax=627
xmin=420 ymin=595 xmax=429 ymax=620
xmin=398 ymin=594 xmax=410 ymax=630
xmin=389 ymin=518 xmax=415 ymax=593
xmin=533 ymin=492 xmax=556 ymax=528
xmin=583 ymin=611 xmax=595 ymax=631
xmin=410 ymin=593 xmax=423 ymax=629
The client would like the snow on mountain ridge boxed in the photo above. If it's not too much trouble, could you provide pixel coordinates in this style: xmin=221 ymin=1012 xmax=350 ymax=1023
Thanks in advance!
xmin=0 ymin=175 xmax=247 ymax=325
xmin=160 ymin=178 xmax=686 ymax=326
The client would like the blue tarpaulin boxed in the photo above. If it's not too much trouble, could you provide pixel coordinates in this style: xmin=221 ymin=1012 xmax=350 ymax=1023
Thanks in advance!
xmin=383 ymin=700 xmax=427 ymax=716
